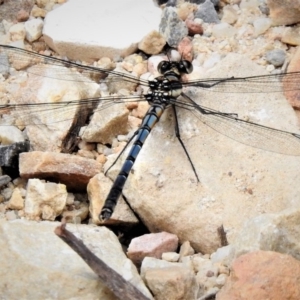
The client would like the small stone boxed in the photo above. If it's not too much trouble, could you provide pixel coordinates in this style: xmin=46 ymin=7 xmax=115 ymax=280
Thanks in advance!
xmin=281 ymin=27 xmax=300 ymax=46
xmin=8 ymin=188 xmax=25 ymax=210
xmin=24 ymin=179 xmax=67 ymax=220
xmin=127 ymin=232 xmax=179 ymax=266
xmin=215 ymin=273 xmax=228 ymax=287
xmin=5 ymin=210 xmax=18 ymax=220
xmin=162 ymin=252 xmax=180 ymax=262
xmin=145 ymin=266 xmax=198 ymax=300
xmin=185 ymin=18 xmax=203 ymax=36
xmin=159 ymin=7 xmax=188 ymax=47
xmin=221 ymin=5 xmax=238 ymax=24
xmin=0 ymin=126 xmax=25 ymax=145
xmin=265 ymin=49 xmax=286 ymax=67
xmin=179 ymin=241 xmax=195 ymax=260
xmin=30 ymin=5 xmax=47 ymax=18
xmin=212 ymin=23 xmax=237 ymax=39
xmin=0 ymin=175 xmax=11 ymax=188
xmin=9 ymin=23 xmax=26 ymax=41
xmin=138 ymin=30 xmax=166 ymax=55
xmin=17 ymin=10 xmax=30 ymax=22
xmin=178 ymin=37 xmax=193 ymax=61
xmin=62 ymin=202 xmax=89 ymax=223
xmin=195 ymin=0 xmax=220 ymax=24
xmin=1 ymin=186 xmax=13 ymax=201
xmin=253 ymin=17 xmax=272 ymax=36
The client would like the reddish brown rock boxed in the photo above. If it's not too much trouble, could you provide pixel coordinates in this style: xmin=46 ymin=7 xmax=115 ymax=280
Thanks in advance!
xmin=177 ymin=37 xmax=193 ymax=61
xmin=19 ymin=151 xmax=102 ymax=191
xmin=216 ymin=251 xmax=300 ymax=300
xmin=283 ymin=47 xmax=300 ymax=109
xmin=185 ymin=18 xmax=203 ymax=36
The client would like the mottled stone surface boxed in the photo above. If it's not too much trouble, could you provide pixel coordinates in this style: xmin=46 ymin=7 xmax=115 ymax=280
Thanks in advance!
xmin=217 ymin=251 xmax=300 ymax=300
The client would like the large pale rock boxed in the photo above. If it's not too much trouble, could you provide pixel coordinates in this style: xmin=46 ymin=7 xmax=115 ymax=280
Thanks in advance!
xmin=216 ymin=251 xmax=300 ymax=300
xmin=43 ymin=0 xmax=161 ymax=61
xmin=0 ymin=219 xmax=152 ymax=300
xmin=231 ymin=208 xmax=300 ymax=261
xmin=106 ymin=53 xmax=300 ymax=254
xmin=19 ymin=151 xmax=102 ymax=191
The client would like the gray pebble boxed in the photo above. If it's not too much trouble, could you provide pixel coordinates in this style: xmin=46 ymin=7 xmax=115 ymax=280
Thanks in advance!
xmin=265 ymin=49 xmax=286 ymax=67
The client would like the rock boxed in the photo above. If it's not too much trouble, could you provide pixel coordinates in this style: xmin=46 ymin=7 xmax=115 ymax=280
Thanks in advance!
xmin=210 ymin=245 xmax=233 ymax=266
xmin=195 ymin=0 xmax=220 ymax=24
xmin=216 ymin=251 xmax=300 ymax=300
xmin=138 ymin=30 xmax=166 ymax=55
xmin=265 ymin=49 xmax=286 ymax=67
xmin=9 ymin=63 xmax=99 ymax=152
xmin=177 ymin=37 xmax=193 ymax=61
xmin=7 ymin=187 xmax=25 ymax=210
xmin=141 ymin=257 xmax=185 ymax=279
xmin=31 ymin=5 xmax=47 ymax=18
xmin=267 ymin=0 xmax=300 ymax=26
xmin=43 ymin=0 xmax=161 ymax=61
xmin=0 ymin=175 xmax=11 ymax=188
xmin=212 ymin=23 xmax=237 ymax=38
xmin=195 ymin=257 xmax=219 ymax=293
xmin=231 ymin=208 xmax=300 ymax=261
xmin=0 ymin=219 xmax=153 ymax=299
xmin=0 ymin=141 xmax=30 ymax=168
xmin=281 ymin=27 xmax=300 ymax=46
xmin=252 ymin=17 xmax=272 ymax=36
xmin=127 ymin=232 xmax=179 ymax=266
xmin=24 ymin=179 xmax=67 ymax=220
xmin=159 ymin=7 xmax=188 ymax=47
xmin=221 ymin=5 xmax=238 ymax=24
xmin=185 ymin=18 xmax=203 ymax=36
xmin=177 ymin=2 xmax=198 ymax=21
xmin=115 ymin=53 xmax=300 ymax=254
xmin=24 ymin=17 xmax=44 ymax=42
xmin=179 ymin=240 xmax=195 ymax=259
xmin=61 ymin=201 xmax=89 ymax=223
xmin=87 ymin=173 xmax=139 ymax=225
xmin=19 ymin=151 xmax=102 ymax=191
xmin=0 ymin=126 xmax=25 ymax=145
xmin=161 ymin=252 xmax=180 ymax=262
xmin=0 ymin=0 xmax=35 ymax=23
xmin=144 ymin=266 xmax=198 ymax=300
xmin=82 ymin=100 xmax=130 ymax=144
xmin=8 ymin=23 xmax=26 ymax=41
xmin=17 ymin=9 xmax=30 ymax=22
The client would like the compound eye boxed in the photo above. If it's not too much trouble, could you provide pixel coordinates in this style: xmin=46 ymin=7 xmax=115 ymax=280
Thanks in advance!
xmin=158 ymin=61 xmax=171 ymax=74
xmin=178 ymin=60 xmax=193 ymax=74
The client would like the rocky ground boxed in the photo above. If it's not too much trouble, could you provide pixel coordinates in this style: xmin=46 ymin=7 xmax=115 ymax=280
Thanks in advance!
xmin=1 ymin=0 xmax=300 ymax=299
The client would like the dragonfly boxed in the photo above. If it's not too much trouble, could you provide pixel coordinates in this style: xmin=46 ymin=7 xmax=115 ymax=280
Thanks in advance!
xmin=1 ymin=44 xmax=300 ymax=221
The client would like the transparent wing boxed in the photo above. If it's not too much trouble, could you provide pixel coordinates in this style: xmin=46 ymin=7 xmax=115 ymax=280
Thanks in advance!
xmin=0 ymin=95 xmax=146 ymax=127
xmin=182 ymin=72 xmax=300 ymax=93
xmin=179 ymin=93 xmax=300 ymax=156
xmin=0 ymin=44 xmax=149 ymax=86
